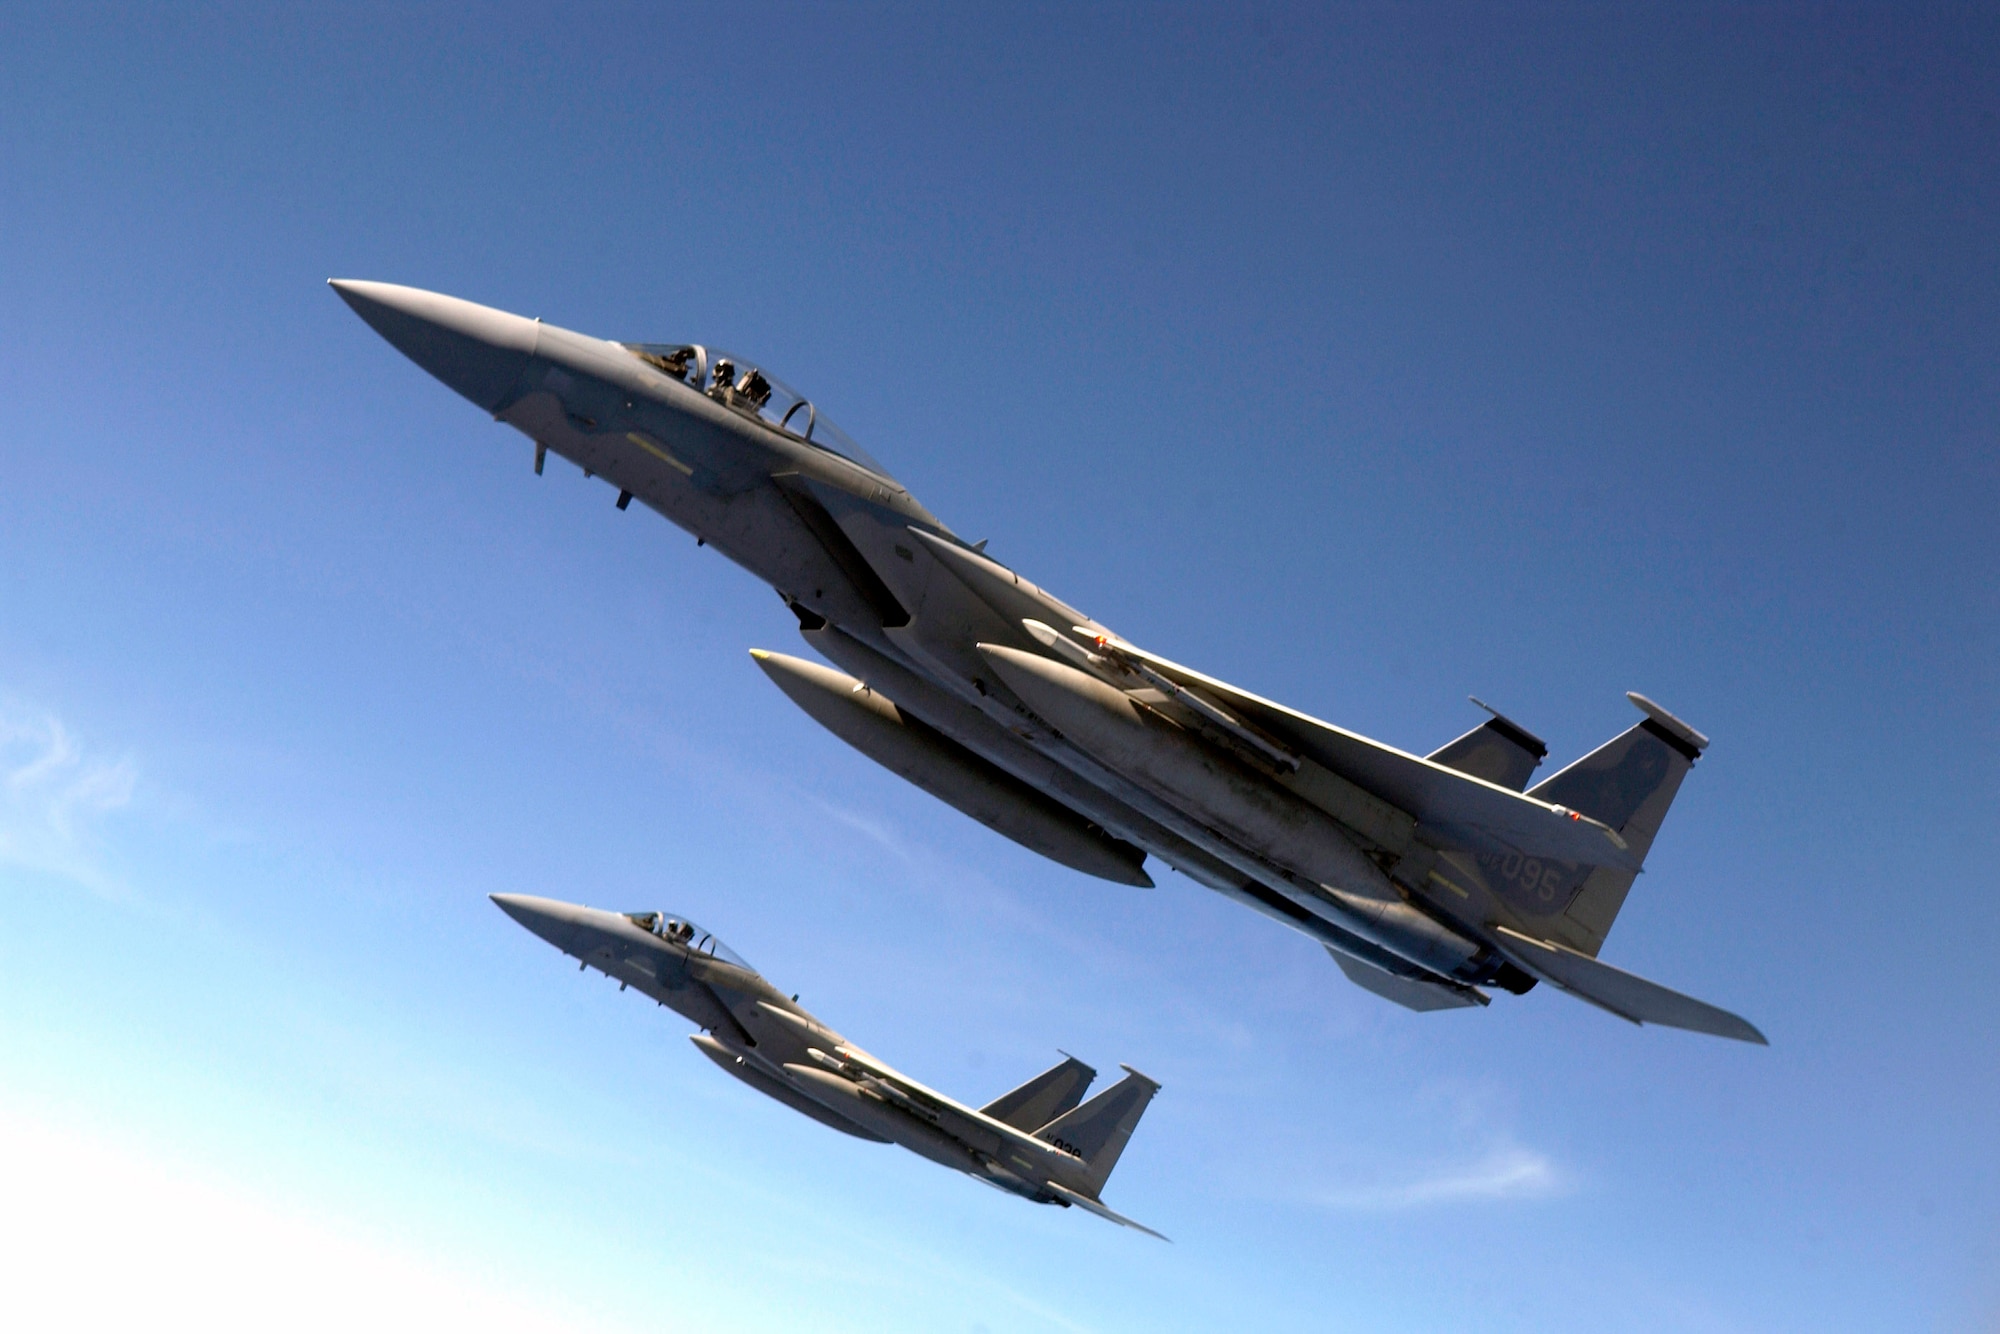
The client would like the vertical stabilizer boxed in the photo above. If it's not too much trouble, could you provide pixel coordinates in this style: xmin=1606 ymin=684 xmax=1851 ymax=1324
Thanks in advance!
xmin=1034 ymin=1066 xmax=1160 ymax=1198
xmin=979 ymin=1056 xmax=1096 ymax=1132
xmin=1427 ymin=698 xmax=1548 ymax=791
xmin=1517 ymin=693 xmax=1707 ymax=955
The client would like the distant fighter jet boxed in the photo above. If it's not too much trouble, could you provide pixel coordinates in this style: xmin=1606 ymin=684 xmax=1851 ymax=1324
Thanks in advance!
xmin=337 ymin=282 xmax=1764 ymax=1043
xmin=492 ymin=893 xmax=1164 ymax=1236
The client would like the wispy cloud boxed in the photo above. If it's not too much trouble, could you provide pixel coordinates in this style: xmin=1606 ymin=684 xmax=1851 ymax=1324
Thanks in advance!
xmin=1308 ymin=1143 xmax=1566 ymax=1211
xmin=0 ymin=699 xmax=137 ymax=892
xmin=808 ymin=793 xmax=920 ymax=864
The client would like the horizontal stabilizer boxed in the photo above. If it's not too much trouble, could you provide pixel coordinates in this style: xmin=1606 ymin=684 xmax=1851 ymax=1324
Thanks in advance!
xmin=1327 ymin=947 xmax=1487 ymax=1012
xmin=1043 ymin=1179 xmax=1169 ymax=1241
xmin=1492 ymin=927 xmax=1766 ymax=1044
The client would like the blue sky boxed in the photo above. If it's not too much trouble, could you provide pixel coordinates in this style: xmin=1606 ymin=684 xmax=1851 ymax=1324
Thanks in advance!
xmin=1 ymin=4 xmax=1995 ymax=1329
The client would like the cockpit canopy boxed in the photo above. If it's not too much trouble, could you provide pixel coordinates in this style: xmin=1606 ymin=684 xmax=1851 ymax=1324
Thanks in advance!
xmin=623 ymin=910 xmax=753 ymax=970
xmin=623 ymin=343 xmax=892 ymax=481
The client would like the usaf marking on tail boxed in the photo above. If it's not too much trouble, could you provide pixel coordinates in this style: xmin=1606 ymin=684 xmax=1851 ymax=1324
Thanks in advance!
xmin=336 ymin=280 xmax=1764 ymax=1044
xmin=492 ymin=894 xmax=1164 ymax=1237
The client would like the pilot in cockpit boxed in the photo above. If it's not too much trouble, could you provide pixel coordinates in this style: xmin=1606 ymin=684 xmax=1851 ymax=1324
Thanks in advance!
xmin=706 ymin=360 xmax=774 ymax=414
xmin=736 ymin=368 xmax=772 ymax=410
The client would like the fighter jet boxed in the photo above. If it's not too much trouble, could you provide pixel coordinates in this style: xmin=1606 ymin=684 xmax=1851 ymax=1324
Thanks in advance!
xmin=336 ymin=281 xmax=1764 ymax=1044
xmin=491 ymin=893 xmax=1165 ymax=1236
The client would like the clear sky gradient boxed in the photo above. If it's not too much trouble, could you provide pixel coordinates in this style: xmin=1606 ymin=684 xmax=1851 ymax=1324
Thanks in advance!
xmin=2 ymin=6 xmax=1995 ymax=1331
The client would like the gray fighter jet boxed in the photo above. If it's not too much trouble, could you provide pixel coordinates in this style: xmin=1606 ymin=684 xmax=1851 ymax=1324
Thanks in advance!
xmin=491 ymin=893 xmax=1164 ymax=1236
xmin=337 ymin=281 xmax=1764 ymax=1044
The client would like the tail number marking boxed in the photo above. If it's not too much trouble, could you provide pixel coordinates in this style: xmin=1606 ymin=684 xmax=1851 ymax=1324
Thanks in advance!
xmin=1478 ymin=851 xmax=1569 ymax=902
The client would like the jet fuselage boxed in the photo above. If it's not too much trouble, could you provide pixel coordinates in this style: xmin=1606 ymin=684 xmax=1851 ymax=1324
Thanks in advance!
xmin=490 ymin=893 xmax=1163 ymax=1234
xmin=341 ymin=281 xmax=1764 ymax=1043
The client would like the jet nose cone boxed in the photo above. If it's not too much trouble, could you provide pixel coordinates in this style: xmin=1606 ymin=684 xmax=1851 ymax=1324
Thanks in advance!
xmin=490 ymin=892 xmax=585 ymax=952
xmin=329 ymin=279 xmax=538 ymax=414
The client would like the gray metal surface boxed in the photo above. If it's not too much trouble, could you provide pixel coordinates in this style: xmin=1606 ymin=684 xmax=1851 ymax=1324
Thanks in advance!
xmin=751 ymin=649 xmax=1150 ymax=885
xmin=491 ymin=894 xmax=1165 ymax=1235
xmin=342 ymin=282 xmax=1762 ymax=1043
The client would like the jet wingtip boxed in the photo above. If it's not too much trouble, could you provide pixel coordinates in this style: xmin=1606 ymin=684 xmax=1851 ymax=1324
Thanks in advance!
xmin=1678 ymin=1014 xmax=1767 ymax=1045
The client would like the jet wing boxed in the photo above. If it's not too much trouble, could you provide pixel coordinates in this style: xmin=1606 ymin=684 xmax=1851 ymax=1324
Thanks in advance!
xmin=1085 ymin=634 xmax=1642 ymax=873
xmin=754 ymin=1003 xmax=1031 ymax=1148
xmin=1042 ymin=1180 xmax=1170 ymax=1241
xmin=818 ymin=1041 xmax=957 ymax=1112
xmin=1491 ymin=927 xmax=1767 ymax=1044
xmin=903 ymin=530 xmax=1635 ymax=871
xmin=820 ymin=1043 xmax=1016 ymax=1142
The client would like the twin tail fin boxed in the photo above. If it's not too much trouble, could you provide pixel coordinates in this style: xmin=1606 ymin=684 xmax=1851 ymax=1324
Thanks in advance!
xmin=1031 ymin=1066 xmax=1160 ymax=1199
xmin=979 ymin=1055 xmax=1095 ymax=1132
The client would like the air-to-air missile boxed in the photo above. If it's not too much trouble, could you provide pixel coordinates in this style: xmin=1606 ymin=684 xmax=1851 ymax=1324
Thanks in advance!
xmin=336 ymin=280 xmax=1764 ymax=1043
xmin=492 ymin=894 xmax=1165 ymax=1237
